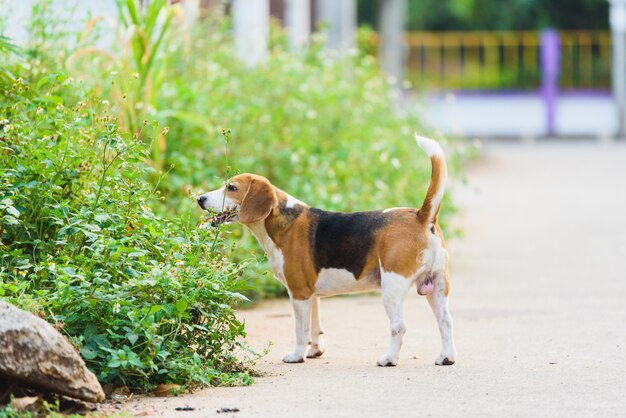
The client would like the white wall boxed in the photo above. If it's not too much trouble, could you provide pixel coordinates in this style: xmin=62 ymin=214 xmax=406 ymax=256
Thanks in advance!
xmin=3 ymin=0 xmax=118 ymax=45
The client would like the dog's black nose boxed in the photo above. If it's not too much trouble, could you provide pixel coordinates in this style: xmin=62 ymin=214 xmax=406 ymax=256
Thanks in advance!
xmin=197 ymin=196 xmax=207 ymax=207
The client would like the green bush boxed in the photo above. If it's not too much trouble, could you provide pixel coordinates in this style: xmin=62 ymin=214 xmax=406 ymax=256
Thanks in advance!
xmin=0 ymin=72 xmax=251 ymax=389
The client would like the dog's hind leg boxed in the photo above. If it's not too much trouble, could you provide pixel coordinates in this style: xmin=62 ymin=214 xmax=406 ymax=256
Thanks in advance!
xmin=306 ymin=295 xmax=325 ymax=358
xmin=426 ymin=278 xmax=456 ymax=365
xmin=283 ymin=296 xmax=312 ymax=363
xmin=377 ymin=270 xmax=413 ymax=367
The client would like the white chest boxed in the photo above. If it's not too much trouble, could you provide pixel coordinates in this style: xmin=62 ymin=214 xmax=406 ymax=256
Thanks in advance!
xmin=247 ymin=222 xmax=287 ymax=286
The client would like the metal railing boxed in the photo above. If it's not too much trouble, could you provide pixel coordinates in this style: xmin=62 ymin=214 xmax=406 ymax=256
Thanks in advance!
xmin=405 ymin=30 xmax=612 ymax=90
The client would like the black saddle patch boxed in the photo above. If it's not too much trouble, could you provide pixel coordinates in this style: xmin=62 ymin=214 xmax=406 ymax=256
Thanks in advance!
xmin=279 ymin=203 xmax=305 ymax=223
xmin=309 ymin=209 xmax=388 ymax=278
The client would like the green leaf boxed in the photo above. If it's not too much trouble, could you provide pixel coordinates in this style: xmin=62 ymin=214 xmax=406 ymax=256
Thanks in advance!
xmin=6 ymin=206 xmax=20 ymax=218
xmin=3 ymin=284 xmax=18 ymax=294
xmin=148 ymin=305 xmax=162 ymax=315
xmin=3 ymin=215 xmax=19 ymax=225
xmin=36 ymin=75 xmax=51 ymax=90
xmin=94 ymin=213 xmax=110 ymax=223
xmin=127 ymin=333 xmax=139 ymax=345
xmin=60 ymin=266 xmax=77 ymax=276
xmin=81 ymin=346 xmax=99 ymax=360
xmin=175 ymin=299 xmax=188 ymax=314
xmin=0 ymin=35 xmax=19 ymax=56
xmin=84 ymin=325 xmax=98 ymax=340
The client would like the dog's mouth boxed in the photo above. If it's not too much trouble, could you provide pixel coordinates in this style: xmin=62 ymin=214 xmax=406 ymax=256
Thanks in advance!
xmin=207 ymin=207 xmax=239 ymax=226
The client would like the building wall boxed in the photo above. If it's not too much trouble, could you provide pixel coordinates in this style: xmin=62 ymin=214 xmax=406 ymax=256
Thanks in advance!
xmin=4 ymin=0 xmax=118 ymax=45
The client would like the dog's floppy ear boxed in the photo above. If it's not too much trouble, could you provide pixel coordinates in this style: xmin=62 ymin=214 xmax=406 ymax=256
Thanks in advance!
xmin=238 ymin=178 xmax=278 ymax=224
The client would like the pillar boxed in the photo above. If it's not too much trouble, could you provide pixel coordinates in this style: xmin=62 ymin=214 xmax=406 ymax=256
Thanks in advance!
xmin=233 ymin=0 xmax=269 ymax=66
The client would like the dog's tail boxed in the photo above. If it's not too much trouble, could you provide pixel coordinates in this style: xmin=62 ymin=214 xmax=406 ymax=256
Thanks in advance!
xmin=415 ymin=134 xmax=447 ymax=224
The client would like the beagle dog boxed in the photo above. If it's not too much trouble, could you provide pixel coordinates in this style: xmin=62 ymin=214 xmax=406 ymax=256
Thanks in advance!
xmin=198 ymin=135 xmax=456 ymax=367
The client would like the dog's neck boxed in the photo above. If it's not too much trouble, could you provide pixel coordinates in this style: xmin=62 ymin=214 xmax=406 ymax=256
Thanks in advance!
xmin=246 ymin=188 xmax=308 ymax=251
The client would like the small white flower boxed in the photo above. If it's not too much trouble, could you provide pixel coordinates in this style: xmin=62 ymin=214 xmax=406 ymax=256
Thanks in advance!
xmin=113 ymin=302 xmax=121 ymax=313
xmin=102 ymin=100 xmax=110 ymax=106
xmin=36 ymin=107 xmax=43 ymax=115
xmin=49 ymin=262 xmax=56 ymax=270
xmin=56 ymin=104 xmax=64 ymax=110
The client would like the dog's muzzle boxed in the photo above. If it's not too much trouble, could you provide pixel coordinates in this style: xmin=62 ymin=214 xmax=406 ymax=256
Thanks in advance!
xmin=198 ymin=196 xmax=238 ymax=226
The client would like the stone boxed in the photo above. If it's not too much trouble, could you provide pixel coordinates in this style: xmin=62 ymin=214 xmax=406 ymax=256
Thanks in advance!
xmin=0 ymin=301 xmax=105 ymax=403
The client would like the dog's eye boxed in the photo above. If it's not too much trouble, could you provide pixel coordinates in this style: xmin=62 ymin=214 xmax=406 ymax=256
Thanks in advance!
xmin=226 ymin=183 xmax=237 ymax=192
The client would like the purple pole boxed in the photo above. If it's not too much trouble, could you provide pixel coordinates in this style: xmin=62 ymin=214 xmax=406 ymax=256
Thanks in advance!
xmin=540 ymin=29 xmax=560 ymax=137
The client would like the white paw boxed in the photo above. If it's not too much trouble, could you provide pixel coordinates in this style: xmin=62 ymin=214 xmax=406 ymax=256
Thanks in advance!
xmin=282 ymin=352 xmax=305 ymax=363
xmin=306 ymin=344 xmax=325 ymax=358
xmin=377 ymin=354 xmax=398 ymax=367
xmin=435 ymin=354 xmax=455 ymax=366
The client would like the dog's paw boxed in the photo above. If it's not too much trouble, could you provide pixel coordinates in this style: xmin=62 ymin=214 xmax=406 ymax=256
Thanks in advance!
xmin=306 ymin=345 xmax=325 ymax=359
xmin=282 ymin=352 xmax=305 ymax=363
xmin=435 ymin=355 xmax=455 ymax=366
xmin=376 ymin=355 xmax=398 ymax=367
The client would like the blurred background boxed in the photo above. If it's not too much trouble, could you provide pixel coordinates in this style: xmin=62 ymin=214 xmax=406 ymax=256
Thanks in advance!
xmin=4 ymin=0 xmax=622 ymax=139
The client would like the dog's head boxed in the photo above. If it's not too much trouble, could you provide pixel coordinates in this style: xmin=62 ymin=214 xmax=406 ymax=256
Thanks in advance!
xmin=197 ymin=173 xmax=278 ymax=226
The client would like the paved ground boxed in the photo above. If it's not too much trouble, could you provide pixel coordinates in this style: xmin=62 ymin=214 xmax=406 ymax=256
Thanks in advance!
xmin=419 ymin=93 xmax=616 ymax=138
xmin=127 ymin=140 xmax=626 ymax=417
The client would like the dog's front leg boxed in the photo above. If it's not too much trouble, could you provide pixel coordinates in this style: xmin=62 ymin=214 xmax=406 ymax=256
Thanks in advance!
xmin=283 ymin=296 xmax=312 ymax=363
xmin=306 ymin=295 xmax=325 ymax=358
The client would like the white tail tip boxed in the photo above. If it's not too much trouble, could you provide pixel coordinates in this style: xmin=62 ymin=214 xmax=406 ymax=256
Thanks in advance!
xmin=415 ymin=133 xmax=444 ymax=157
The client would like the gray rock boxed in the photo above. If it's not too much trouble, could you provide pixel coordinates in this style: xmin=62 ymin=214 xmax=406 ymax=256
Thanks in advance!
xmin=0 ymin=301 xmax=105 ymax=403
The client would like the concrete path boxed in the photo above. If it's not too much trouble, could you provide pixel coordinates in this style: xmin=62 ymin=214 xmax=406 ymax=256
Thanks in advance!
xmin=128 ymin=140 xmax=626 ymax=417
